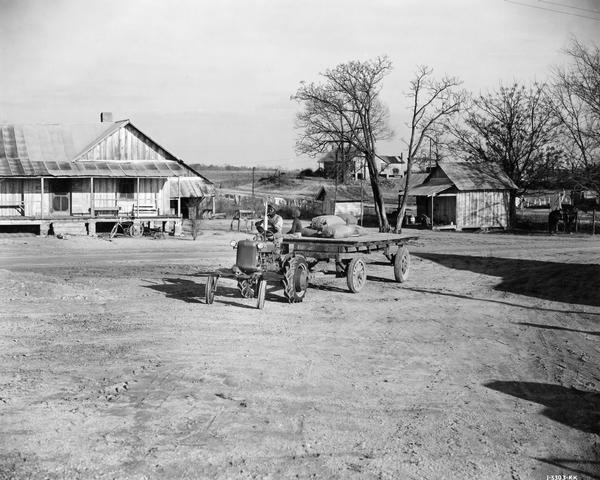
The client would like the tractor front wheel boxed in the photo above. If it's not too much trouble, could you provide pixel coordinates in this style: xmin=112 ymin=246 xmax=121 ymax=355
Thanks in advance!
xmin=256 ymin=279 xmax=267 ymax=309
xmin=205 ymin=275 xmax=218 ymax=304
xmin=282 ymin=256 xmax=309 ymax=303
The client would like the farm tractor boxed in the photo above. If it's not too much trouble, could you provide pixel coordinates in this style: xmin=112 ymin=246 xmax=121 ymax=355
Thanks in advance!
xmin=204 ymin=229 xmax=309 ymax=310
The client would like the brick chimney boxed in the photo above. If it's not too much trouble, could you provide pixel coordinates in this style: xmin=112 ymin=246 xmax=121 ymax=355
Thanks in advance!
xmin=100 ymin=112 xmax=113 ymax=123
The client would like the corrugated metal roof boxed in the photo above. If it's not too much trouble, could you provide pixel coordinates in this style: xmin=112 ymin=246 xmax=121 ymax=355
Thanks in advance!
xmin=0 ymin=122 xmax=201 ymax=179
xmin=438 ymin=162 xmax=517 ymax=190
xmin=168 ymin=177 xmax=215 ymax=197
xmin=407 ymin=183 xmax=454 ymax=196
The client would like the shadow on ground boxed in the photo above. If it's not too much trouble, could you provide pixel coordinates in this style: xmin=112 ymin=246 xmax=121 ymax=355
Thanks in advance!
xmin=515 ymin=322 xmax=600 ymax=336
xmin=414 ymin=253 xmax=600 ymax=306
xmin=485 ymin=381 xmax=600 ymax=435
xmin=143 ymin=277 xmax=288 ymax=308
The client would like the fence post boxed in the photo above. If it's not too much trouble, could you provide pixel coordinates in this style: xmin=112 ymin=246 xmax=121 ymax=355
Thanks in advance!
xmin=593 ymin=209 xmax=596 ymax=236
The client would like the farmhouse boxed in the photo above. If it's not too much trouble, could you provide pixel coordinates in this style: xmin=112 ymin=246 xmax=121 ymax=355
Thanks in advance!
xmin=0 ymin=114 xmax=214 ymax=235
xmin=400 ymin=162 xmax=517 ymax=230
xmin=317 ymin=149 xmax=406 ymax=181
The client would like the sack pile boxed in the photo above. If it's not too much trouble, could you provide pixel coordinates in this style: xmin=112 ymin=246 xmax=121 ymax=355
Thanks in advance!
xmin=301 ymin=215 xmax=364 ymax=239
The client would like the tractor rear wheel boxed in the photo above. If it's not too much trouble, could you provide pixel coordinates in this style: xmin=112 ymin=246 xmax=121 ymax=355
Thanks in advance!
xmin=237 ymin=279 xmax=255 ymax=298
xmin=393 ymin=247 xmax=410 ymax=283
xmin=282 ymin=256 xmax=309 ymax=303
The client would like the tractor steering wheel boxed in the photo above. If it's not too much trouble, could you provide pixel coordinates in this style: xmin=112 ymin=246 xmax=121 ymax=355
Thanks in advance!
xmin=265 ymin=230 xmax=275 ymax=242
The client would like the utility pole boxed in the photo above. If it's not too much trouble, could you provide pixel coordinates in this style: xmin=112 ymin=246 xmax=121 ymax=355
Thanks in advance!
xmin=252 ymin=166 xmax=255 ymax=205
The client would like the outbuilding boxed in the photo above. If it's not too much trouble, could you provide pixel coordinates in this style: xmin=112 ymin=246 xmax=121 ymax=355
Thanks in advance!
xmin=0 ymin=114 xmax=214 ymax=235
xmin=400 ymin=162 xmax=517 ymax=230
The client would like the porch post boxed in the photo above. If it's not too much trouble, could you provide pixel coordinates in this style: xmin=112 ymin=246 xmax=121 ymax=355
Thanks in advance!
xmin=177 ymin=176 xmax=181 ymax=217
xmin=136 ymin=177 xmax=140 ymax=217
xmin=90 ymin=177 xmax=95 ymax=216
xmin=40 ymin=177 xmax=45 ymax=219
xmin=430 ymin=195 xmax=434 ymax=229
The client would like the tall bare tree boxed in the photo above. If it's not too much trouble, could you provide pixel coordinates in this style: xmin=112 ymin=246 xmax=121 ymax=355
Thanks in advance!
xmin=396 ymin=66 xmax=464 ymax=232
xmin=449 ymin=82 xmax=560 ymax=223
xmin=551 ymin=38 xmax=600 ymax=197
xmin=293 ymin=56 xmax=393 ymax=231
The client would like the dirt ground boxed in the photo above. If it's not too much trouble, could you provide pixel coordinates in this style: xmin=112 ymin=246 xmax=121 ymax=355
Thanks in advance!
xmin=0 ymin=224 xmax=599 ymax=480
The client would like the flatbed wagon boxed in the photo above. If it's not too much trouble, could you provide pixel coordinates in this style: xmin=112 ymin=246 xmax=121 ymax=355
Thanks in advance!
xmin=281 ymin=233 xmax=417 ymax=293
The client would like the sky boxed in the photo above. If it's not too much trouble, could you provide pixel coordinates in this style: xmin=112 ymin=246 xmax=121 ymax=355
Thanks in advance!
xmin=1 ymin=0 xmax=599 ymax=169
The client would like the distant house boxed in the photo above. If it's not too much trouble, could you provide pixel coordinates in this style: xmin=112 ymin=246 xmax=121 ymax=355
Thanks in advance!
xmin=399 ymin=162 xmax=517 ymax=230
xmin=0 ymin=113 xmax=214 ymax=235
xmin=317 ymin=149 xmax=406 ymax=181
xmin=377 ymin=155 xmax=405 ymax=178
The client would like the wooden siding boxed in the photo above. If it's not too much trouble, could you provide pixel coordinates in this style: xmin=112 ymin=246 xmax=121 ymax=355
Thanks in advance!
xmin=0 ymin=177 xmax=169 ymax=217
xmin=456 ymin=190 xmax=510 ymax=229
xmin=79 ymin=124 xmax=172 ymax=161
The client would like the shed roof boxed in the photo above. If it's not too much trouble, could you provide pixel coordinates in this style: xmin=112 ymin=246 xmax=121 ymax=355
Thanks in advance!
xmin=408 ymin=183 xmax=454 ymax=196
xmin=168 ymin=177 xmax=215 ymax=198
xmin=437 ymin=162 xmax=517 ymax=190
xmin=0 ymin=121 xmax=202 ymax=179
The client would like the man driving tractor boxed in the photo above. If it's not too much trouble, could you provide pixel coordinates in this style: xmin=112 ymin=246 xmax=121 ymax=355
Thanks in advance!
xmin=255 ymin=204 xmax=283 ymax=242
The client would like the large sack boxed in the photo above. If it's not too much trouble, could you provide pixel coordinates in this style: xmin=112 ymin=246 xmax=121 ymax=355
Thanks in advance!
xmin=300 ymin=227 xmax=320 ymax=237
xmin=335 ymin=213 xmax=358 ymax=225
xmin=321 ymin=224 xmax=360 ymax=239
xmin=310 ymin=215 xmax=346 ymax=231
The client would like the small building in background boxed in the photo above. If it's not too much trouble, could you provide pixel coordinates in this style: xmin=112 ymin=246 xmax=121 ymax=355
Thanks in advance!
xmin=399 ymin=162 xmax=517 ymax=230
xmin=314 ymin=184 xmax=369 ymax=218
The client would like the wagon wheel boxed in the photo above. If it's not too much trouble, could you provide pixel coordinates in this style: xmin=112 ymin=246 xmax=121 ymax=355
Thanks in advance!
xmin=205 ymin=275 xmax=218 ymax=304
xmin=346 ymin=257 xmax=367 ymax=293
xmin=282 ymin=256 xmax=309 ymax=303
xmin=256 ymin=279 xmax=267 ymax=310
xmin=393 ymin=247 xmax=410 ymax=283
xmin=129 ymin=222 xmax=144 ymax=238
xmin=237 ymin=279 xmax=255 ymax=298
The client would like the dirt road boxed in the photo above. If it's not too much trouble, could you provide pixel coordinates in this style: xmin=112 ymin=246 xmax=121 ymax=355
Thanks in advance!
xmin=1 ymin=229 xmax=599 ymax=479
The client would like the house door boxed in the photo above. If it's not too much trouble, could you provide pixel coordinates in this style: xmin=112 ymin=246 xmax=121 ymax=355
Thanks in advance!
xmin=49 ymin=179 xmax=71 ymax=215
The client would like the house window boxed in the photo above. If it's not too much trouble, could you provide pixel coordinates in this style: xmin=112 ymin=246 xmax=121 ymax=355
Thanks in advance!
xmin=118 ymin=179 xmax=135 ymax=199
xmin=392 ymin=168 xmax=400 ymax=174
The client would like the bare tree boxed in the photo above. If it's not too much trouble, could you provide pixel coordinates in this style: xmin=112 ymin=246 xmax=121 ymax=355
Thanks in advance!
xmin=551 ymin=39 xmax=600 ymax=197
xmin=449 ymin=82 xmax=561 ymax=223
xmin=396 ymin=66 xmax=464 ymax=232
xmin=293 ymin=56 xmax=394 ymax=231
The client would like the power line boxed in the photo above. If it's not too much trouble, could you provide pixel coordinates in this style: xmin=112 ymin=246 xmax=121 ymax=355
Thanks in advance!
xmin=504 ymin=0 xmax=600 ymax=21
xmin=538 ymin=0 xmax=600 ymax=15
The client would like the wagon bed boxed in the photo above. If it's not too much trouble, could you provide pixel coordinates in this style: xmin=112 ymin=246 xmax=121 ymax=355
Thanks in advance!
xmin=282 ymin=233 xmax=418 ymax=259
xmin=282 ymin=233 xmax=418 ymax=293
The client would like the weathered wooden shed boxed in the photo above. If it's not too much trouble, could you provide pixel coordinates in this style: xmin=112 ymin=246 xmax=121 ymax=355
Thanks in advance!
xmin=400 ymin=162 xmax=517 ymax=230
xmin=0 ymin=116 xmax=214 ymax=235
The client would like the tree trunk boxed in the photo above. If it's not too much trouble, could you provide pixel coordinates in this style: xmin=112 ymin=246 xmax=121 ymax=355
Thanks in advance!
xmin=508 ymin=190 xmax=517 ymax=230
xmin=395 ymin=156 xmax=414 ymax=233
xmin=365 ymin=152 xmax=390 ymax=232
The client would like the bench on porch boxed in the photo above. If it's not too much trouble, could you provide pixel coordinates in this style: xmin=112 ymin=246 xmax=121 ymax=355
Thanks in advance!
xmin=0 ymin=201 xmax=25 ymax=216
xmin=92 ymin=206 xmax=121 ymax=217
